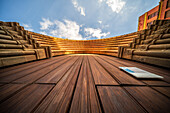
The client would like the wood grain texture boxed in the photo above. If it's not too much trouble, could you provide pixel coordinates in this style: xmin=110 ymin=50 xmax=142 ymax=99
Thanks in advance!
xmin=94 ymin=56 xmax=144 ymax=85
xmin=0 ymin=54 xmax=169 ymax=113
xmin=0 ymin=84 xmax=54 ymax=113
xmin=124 ymin=86 xmax=170 ymax=113
xmin=70 ymin=56 xmax=101 ymax=113
xmin=0 ymin=84 xmax=26 ymax=103
xmin=12 ymin=56 xmax=72 ymax=83
xmin=142 ymin=80 xmax=170 ymax=86
xmin=88 ymin=56 xmax=119 ymax=85
xmin=97 ymin=86 xmax=145 ymax=113
xmin=0 ymin=56 xmax=69 ymax=83
xmin=0 ymin=55 xmax=68 ymax=77
xmin=34 ymin=56 xmax=83 ymax=113
xmin=35 ymin=56 xmax=79 ymax=83
xmin=99 ymin=55 xmax=170 ymax=84
xmin=100 ymin=55 xmax=170 ymax=82
xmin=152 ymin=87 xmax=170 ymax=98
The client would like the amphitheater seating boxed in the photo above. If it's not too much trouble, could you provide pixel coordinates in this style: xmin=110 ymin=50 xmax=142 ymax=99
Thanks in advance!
xmin=28 ymin=31 xmax=138 ymax=57
xmin=118 ymin=20 xmax=170 ymax=68
xmin=0 ymin=21 xmax=51 ymax=67
xmin=0 ymin=20 xmax=169 ymax=68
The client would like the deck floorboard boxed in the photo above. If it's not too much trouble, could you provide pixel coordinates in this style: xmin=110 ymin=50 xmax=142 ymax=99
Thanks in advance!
xmin=0 ymin=54 xmax=169 ymax=113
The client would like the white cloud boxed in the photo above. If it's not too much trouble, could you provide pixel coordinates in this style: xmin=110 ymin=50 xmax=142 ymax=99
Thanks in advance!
xmin=23 ymin=24 xmax=30 ymax=28
xmin=22 ymin=23 xmax=33 ymax=31
xmin=40 ymin=18 xmax=53 ymax=30
xmin=102 ymin=24 xmax=109 ymax=28
xmin=39 ymin=18 xmax=110 ymax=40
xmin=98 ymin=0 xmax=103 ymax=3
xmin=106 ymin=0 xmax=125 ymax=13
xmin=84 ymin=27 xmax=110 ymax=39
xmin=72 ymin=0 xmax=86 ymax=16
xmin=49 ymin=19 xmax=83 ymax=40
xmin=98 ymin=0 xmax=125 ymax=13
xmin=98 ymin=21 xmax=102 ymax=24
xmin=39 ymin=31 xmax=47 ymax=35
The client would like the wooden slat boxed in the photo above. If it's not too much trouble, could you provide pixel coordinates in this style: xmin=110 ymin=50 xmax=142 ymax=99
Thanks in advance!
xmin=70 ymin=56 xmax=102 ymax=113
xmin=0 ymin=56 xmax=70 ymax=83
xmin=0 ymin=54 xmax=169 ymax=112
xmin=101 ymin=55 xmax=170 ymax=75
xmin=34 ymin=56 xmax=83 ymax=113
xmin=0 ymin=84 xmax=54 ymax=113
xmin=0 ymin=84 xmax=26 ymax=103
xmin=0 ymin=55 xmax=68 ymax=79
xmin=12 ymin=56 xmax=73 ymax=84
xmin=97 ymin=86 xmax=145 ymax=113
xmin=35 ymin=56 xmax=79 ymax=83
xmin=0 ymin=55 xmax=68 ymax=76
xmin=98 ymin=55 xmax=170 ymax=86
xmin=124 ymin=86 xmax=170 ymax=113
xmin=93 ymin=56 xmax=144 ymax=85
xmin=152 ymin=87 xmax=170 ymax=98
xmin=142 ymin=80 xmax=170 ymax=86
xmin=101 ymin=55 xmax=170 ymax=82
xmin=88 ymin=56 xmax=119 ymax=85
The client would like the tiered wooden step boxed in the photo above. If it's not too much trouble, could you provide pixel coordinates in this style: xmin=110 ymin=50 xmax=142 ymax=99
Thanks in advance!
xmin=28 ymin=31 xmax=137 ymax=57
xmin=119 ymin=20 xmax=170 ymax=68
xmin=0 ymin=21 xmax=49 ymax=67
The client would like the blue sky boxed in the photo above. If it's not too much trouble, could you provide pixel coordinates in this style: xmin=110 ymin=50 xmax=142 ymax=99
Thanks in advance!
xmin=0 ymin=0 xmax=159 ymax=40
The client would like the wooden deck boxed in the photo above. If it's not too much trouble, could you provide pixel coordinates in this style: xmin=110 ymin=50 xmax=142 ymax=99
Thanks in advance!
xmin=0 ymin=54 xmax=170 ymax=113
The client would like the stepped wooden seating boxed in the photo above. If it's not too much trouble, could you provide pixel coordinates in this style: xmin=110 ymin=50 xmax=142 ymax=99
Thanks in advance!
xmin=0 ymin=21 xmax=51 ymax=67
xmin=0 ymin=20 xmax=170 ymax=69
xmin=28 ymin=31 xmax=138 ymax=57
xmin=118 ymin=20 xmax=170 ymax=68
xmin=0 ymin=20 xmax=170 ymax=113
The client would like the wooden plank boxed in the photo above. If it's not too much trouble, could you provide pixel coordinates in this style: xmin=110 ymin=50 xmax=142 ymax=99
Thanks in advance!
xmin=34 ymin=56 xmax=83 ymax=113
xmin=0 ymin=56 xmax=70 ymax=83
xmin=69 ymin=56 xmax=102 ymax=113
xmin=124 ymin=86 xmax=170 ymax=113
xmin=12 ymin=56 xmax=74 ymax=84
xmin=98 ymin=55 xmax=170 ymax=84
xmin=142 ymin=80 xmax=170 ymax=86
xmin=0 ymin=54 xmax=59 ymax=73
xmin=88 ymin=56 xmax=119 ymax=85
xmin=100 ymin=55 xmax=170 ymax=82
xmin=0 ymin=55 xmax=68 ymax=77
xmin=0 ymin=84 xmax=26 ymax=103
xmin=101 ymin=55 xmax=170 ymax=74
xmin=0 ymin=84 xmax=54 ymax=113
xmin=35 ymin=56 xmax=79 ymax=83
xmin=97 ymin=86 xmax=145 ymax=113
xmin=152 ymin=87 xmax=170 ymax=98
xmin=93 ymin=56 xmax=144 ymax=85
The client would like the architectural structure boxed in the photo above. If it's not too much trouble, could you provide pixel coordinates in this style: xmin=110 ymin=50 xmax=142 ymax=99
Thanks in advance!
xmin=138 ymin=0 xmax=170 ymax=31
xmin=0 ymin=1 xmax=170 ymax=112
